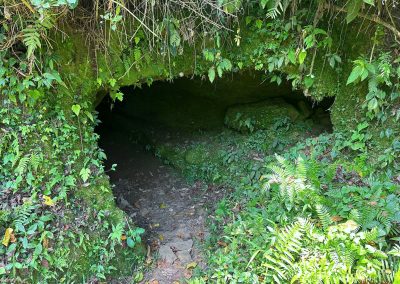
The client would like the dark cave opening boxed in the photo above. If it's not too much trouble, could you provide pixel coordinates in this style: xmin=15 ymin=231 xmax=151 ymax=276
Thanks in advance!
xmin=96 ymin=72 xmax=334 ymax=184
xmin=94 ymin=72 xmax=334 ymax=257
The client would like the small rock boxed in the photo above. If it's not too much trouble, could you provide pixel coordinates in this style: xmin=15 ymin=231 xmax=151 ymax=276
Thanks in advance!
xmin=158 ymin=245 xmax=177 ymax=264
xmin=117 ymin=195 xmax=134 ymax=210
xmin=173 ymin=239 xmax=193 ymax=252
xmin=176 ymin=250 xmax=192 ymax=264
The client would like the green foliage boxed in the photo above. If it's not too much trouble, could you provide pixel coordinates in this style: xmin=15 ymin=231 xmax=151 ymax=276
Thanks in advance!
xmin=188 ymin=132 xmax=400 ymax=283
xmin=2 ymin=0 xmax=400 ymax=282
xmin=203 ymin=48 xmax=232 ymax=83
xmin=0 ymin=59 xmax=144 ymax=281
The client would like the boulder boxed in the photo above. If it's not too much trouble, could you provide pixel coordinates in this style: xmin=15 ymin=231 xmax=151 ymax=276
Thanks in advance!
xmin=224 ymin=99 xmax=300 ymax=132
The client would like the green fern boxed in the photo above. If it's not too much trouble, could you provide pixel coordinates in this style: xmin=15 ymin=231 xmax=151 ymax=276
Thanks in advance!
xmin=376 ymin=257 xmax=398 ymax=283
xmin=263 ymin=218 xmax=308 ymax=283
xmin=295 ymin=156 xmax=307 ymax=181
xmin=265 ymin=155 xmax=322 ymax=215
xmin=365 ymin=227 xmax=379 ymax=243
xmin=265 ymin=0 xmax=290 ymax=19
xmin=22 ymin=26 xmax=41 ymax=59
xmin=30 ymin=152 xmax=41 ymax=171
xmin=349 ymin=208 xmax=361 ymax=223
xmin=13 ymin=203 xmax=36 ymax=233
xmin=377 ymin=211 xmax=392 ymax=232
xmin=389 ymin=244 xmax=400 ymax=257
xmin=316 ymin=204 xmax=332 ymax=229
xmin=15 ymin=155 xmax=30 ymax=175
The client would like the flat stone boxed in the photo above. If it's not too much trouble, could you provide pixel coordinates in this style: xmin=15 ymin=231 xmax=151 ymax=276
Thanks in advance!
xmin=158 ymin=245 xmax=177 ymax=264
xmin=176 ymin=250 xmax=192 ymax=264
xmin=176 ymin=227 xmax=192 ymax=240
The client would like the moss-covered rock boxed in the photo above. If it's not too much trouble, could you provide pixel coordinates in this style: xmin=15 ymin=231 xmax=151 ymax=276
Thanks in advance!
xmin=224 ymin=99 xmax=300 ymax=132
xmin=185 ymin=147 xmax=210 ymax=165
xmin=297 ymin=100 xmax=313 ymax=119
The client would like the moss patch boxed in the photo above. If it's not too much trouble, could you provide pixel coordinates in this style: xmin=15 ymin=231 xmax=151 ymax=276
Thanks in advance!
xmin=224 ymin=99 xmax=300 ymax=133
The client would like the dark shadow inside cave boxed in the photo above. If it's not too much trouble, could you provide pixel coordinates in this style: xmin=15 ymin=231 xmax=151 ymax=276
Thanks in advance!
xmin=96 ymin=72 xmax=333 ymax=184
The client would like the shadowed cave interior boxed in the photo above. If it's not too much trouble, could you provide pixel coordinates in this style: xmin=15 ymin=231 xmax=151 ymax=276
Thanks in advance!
xmin=96 ymin=71 xmax=333 ymax=195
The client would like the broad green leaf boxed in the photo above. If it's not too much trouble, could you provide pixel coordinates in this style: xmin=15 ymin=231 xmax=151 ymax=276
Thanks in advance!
xmin=28 ymin=90 xmax=44 ymax=100
xmin=256 ymin=19 xmax=263 ymax=29
xmin=363 ymin=0 xmax=374 ymax=5
xmin=360 ymin=69 xmax=369 ymax=81
xmin=298 ymin=50 xmax=307 ymax=65
xmin=368 ymin=97 xmax=378 ymax=110
xmin=109 ymin=78 xmax=116 ymax=87
xmin=208 ymin=67 xmax=216 ymax=83
xmin=115 ymin=92 xmax=124 ymax=101
xmin=357 ymin=121 xmax=369 ymax=130
xmin=346 ymin=0 xmax=363 ymax=23
xmin=245 ymin=16 xmax=253 ymax=26
xmin=329 ymin=57 xmax=336 ymax=68
xmin=216 ymin=33 xmax=221 ymax=48
xmin=80 ymin=168 xmax=90 ymax=182
xmin=85 ymin=111 xmax=94 ymax=122
xmin=71 ymin=104 xmax=81 ymax=116
xmin=288 ymin=49 xmax=296 ymax=64
xmin=260 ymin=0 xmax=269 ymax=9
xmin=304 ymin=76 xmax=314 ymax=88
xmin=127 ymin=237 xmax=135 ymax=248
xmin=203 ymin=50 xmax=214 ymax=62
xmin=346 ymin=66 xmax=363 ymax=85
xmin=110 ymin=91 xmax=124 ymax=102
xmin=217 ymin=66 xmax=223 ymax=78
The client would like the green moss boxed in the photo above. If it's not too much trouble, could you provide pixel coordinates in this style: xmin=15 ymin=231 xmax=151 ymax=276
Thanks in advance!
xmin=75 ymin=175 xmax=125 ymax=225
xmin=225 ymin=99 xmax=300 ymax=132
xmin=185 ymin=147 xmax=209 ymax=165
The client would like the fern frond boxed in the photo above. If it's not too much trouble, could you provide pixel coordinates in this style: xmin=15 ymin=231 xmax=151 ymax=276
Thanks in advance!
xmin=364 ymin=227 xmax=379 ymax=243
xmin=389 ymin=224 xmax=400 ymax=237
xmin=296 ymin=156 xmax=307 ymax=181
xmin=376 ymin=257 xmax=397 ymax=284
xmin=349 ymin=209 xmax=361 ymax=224
xmin=388 ymin=244 xmax=400 ymax=257
xmin=29 ymin=152 xmax=41 ymax=171
xmin=13 ymin=203 xmax=36 ymax=233
xmin=263 ymin=219 xmax=307 ymax=282
xmin=22 ymin=26 xmax=41 ymax=58
xmin=266 ymin=2 xmax=283 ymax=19
xmin=15 ymin=155 xmax=30 ymax=175
xmin=316 ymin=204 xmax=332 ymax=230
xmin=342 ymin=250 xmax=356 ymax=268
xmin=377 ymin=211 xmax=392 ymax=233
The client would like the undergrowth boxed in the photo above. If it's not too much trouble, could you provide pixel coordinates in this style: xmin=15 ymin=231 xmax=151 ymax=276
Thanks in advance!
xmin=183 ymin=130 xmax=400 ymax=283
xmin=0 ymin=98 xmax=145 ymax=282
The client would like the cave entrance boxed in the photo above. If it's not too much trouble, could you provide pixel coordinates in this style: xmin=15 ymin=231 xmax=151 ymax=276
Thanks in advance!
xmin=96 ymin=72 xmax=332 ymax=183
xmin=95 ymin=72 xmax=333 ymax=281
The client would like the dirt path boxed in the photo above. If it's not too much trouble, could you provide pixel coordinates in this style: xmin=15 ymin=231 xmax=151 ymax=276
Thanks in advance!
xmin=99 ymin=125 xmax=213 ymax=283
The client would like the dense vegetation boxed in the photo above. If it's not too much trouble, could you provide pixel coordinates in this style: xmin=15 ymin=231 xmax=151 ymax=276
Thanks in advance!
xmin=0 ymin=0 xmax=399 ymax=283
